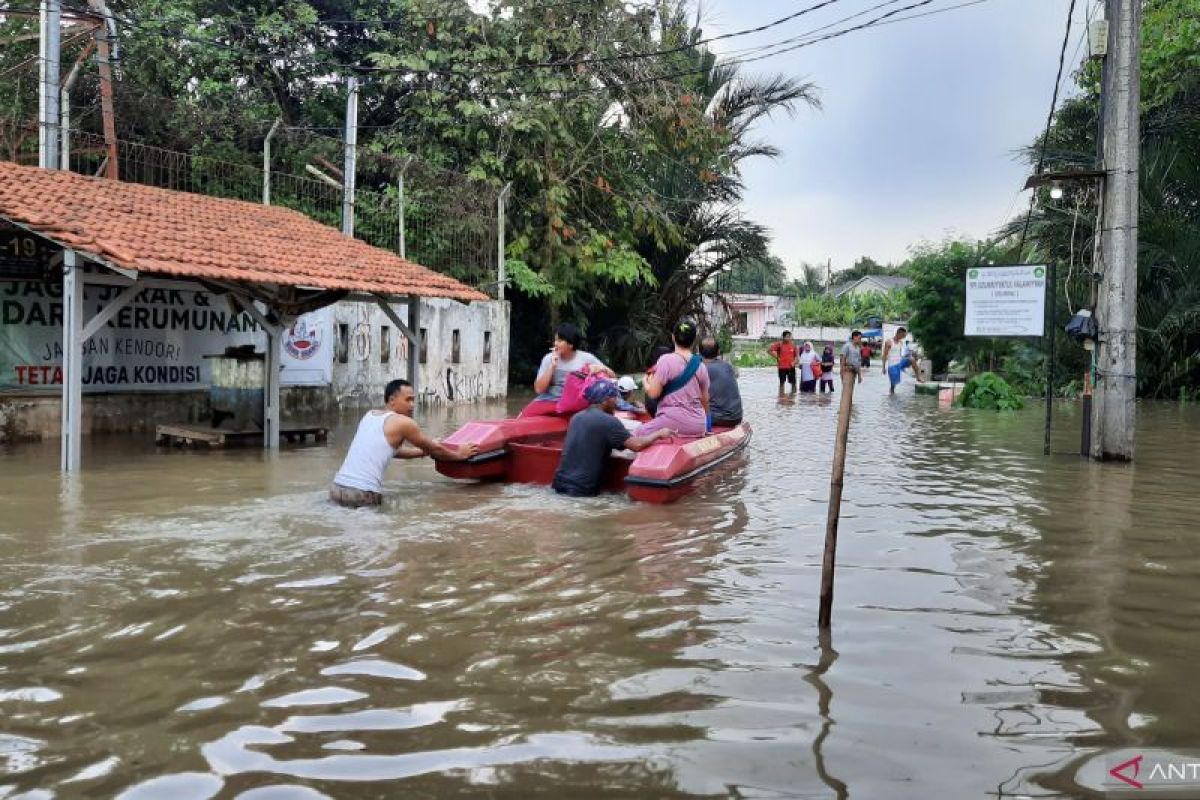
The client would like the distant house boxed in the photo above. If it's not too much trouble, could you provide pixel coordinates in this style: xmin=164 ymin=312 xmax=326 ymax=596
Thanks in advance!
xmin=713 ymin=293 xmax=792 ymax=339
xmin=830 ymin=274 xmax=911 ymax=298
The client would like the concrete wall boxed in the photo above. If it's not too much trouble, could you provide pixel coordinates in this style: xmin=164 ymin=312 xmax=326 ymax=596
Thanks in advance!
xmin=0 ymin=391 xmax=211 ymax=442
xmin=0 ymin=387 xmax=351 ymax=442
xmin=763 ymin=323 xmax=853 ymax=344
xmin=330 ymin=298 xmax=509 ymax=408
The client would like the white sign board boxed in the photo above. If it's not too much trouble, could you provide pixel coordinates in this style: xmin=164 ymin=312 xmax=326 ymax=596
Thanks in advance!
xmin=279 ymin=308 xmax=334 ymax=386
xmin=0 ymin=281 xmax=260 ymax=392
xmin=1 ymin=281 xmax=337 ymax=392
xmin=964 ymin=265 xmax=1047 ymax=337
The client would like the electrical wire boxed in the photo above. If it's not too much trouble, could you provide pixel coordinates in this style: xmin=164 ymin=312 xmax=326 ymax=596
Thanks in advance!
xmin=7 ymin=0 xmax=1003 ymax=181
xmin=1015 ymin=0 xmax=1078 ymax=260
xmin=13 ymin=0 xmax=995 ymax=107
xmin=70 ymin=0 xmax=852 ymax=77
xmin=144 ymin=0 xmax=975 ymax=102
xmin=69 ymin=0 xmax=650 ymax=29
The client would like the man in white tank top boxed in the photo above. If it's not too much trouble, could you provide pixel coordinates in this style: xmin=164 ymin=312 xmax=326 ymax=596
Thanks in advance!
xmin=882 ymin=326 xmax=924 ymax=394
xmin=330 ymin=379 xmax=477 ymax=507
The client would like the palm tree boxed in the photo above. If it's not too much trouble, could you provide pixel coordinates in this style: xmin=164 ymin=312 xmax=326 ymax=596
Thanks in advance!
xmin=591 ymin=1 xmax=820 ymax=366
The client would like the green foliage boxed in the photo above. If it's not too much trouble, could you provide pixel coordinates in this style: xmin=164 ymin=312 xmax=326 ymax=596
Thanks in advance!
xmin=957 ymin=372 xmax=1025 ymax=411
xmin=722 ymin=255 xmax=788 ymax=294
xmin=832 ymin=256 xmax=902 ymax=285
xmin=733 ymin=349 xmax=776 ymax=368
xmin=902 ymin=239 xmax=978 ymax=374
xmin=0 ymin=0 xmax=817 ymax=380
xmin=1141 ymin=0 xmax=1200 ymax=110
xmin=716 ymin=325 xmax=734 ymax=358
xmin=793 ymin=290 xmax=908 ymax=327
xmin=1009 ymin=0 xmax=1200 ymax=398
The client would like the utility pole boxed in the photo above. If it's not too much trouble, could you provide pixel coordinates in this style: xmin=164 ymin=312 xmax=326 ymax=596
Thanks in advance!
xmin=60 ymin=39 xmax=97 ymax=170
xmin=497 ymin=183 xmax=512 ymax=300
xmin=1091 ymin=0 xmax=1140 ymax=461
xmin=397 ymin=156 xmax=413 ymax=259
xmin=38 ymin=0 xmax=61 ymax=169
xmin=342 ymin=76 xmax=358 ymax=237
xmin=88 ymin=0 xmax=118 ymax=180
xmin=262 ymin=118 xmax=281 ymax=205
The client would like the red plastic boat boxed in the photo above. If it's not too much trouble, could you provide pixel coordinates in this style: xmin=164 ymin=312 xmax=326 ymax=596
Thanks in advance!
xmin=435 ymin=414 xmax=752 ymax=503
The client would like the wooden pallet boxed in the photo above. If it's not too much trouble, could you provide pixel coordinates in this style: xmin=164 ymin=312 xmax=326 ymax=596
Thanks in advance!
xmin=155 ymin=423 xmax=328 ymax=448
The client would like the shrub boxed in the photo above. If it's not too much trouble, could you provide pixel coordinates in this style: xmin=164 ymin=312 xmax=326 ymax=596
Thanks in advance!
xmin=957 ymin=372 xmax=1025 ymax=411
xmin=733 ymin=350 xmax=776 ymax=368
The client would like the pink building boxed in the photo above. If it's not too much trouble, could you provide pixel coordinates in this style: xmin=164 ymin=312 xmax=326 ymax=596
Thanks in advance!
xmin=717 ymin=293 xmax=792 ymax=339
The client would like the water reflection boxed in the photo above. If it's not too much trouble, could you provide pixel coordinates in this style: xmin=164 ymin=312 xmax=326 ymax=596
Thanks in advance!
xmin=805 ymin=631 xmax=848 ymax=800
xmin=0 ymin=374 xmax=1198 ymax=797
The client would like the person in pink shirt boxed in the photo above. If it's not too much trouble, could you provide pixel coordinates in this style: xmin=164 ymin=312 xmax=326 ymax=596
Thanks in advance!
xmin=639 ymin=319 xmax=710 ymax=437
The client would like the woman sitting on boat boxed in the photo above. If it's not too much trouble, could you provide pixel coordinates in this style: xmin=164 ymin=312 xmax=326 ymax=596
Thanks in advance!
xmin=520 ymin=323 xmax=614 ymax=417
xmin=639 ymin=319 xmax=710 ymax=438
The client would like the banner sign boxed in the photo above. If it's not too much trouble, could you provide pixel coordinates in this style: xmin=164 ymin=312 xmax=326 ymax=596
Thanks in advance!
xmin=1 ymin=281 xmax=261 ymax=392
xmin=279 ymin=308 xmax=334 ymax=386
xmin=964 ymin=265 xmax=1047 ymax=337
xmin=0 ymin=225 xmax=57 ymax=282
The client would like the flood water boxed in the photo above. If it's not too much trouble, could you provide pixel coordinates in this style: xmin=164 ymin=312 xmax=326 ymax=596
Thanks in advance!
xmin=1 ymin=370 xmax=1198 ymax=799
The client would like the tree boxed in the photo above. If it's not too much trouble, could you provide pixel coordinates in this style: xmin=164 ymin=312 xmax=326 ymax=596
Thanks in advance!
xmin=1009 ymin=0 xmax=1200 ymax=397
xmin=903 ymin=240 xmax=979 ymax=374
xmin=788 ymin=263 xmax=827 ymax=298
xmin=830 ymin=255 xmax=899 ymax=287
xmin=722 ymin=255 xmax=787 ymax=294
xmin=585 ymin=1 xmax=820 ymax=369
xmin=0 ymin=0 xmax=819 ymax=378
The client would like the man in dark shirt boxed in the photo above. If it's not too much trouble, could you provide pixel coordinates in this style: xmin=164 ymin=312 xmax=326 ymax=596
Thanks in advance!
xmin=699 ymin=337 xmax=743 ymax=426
xmin=552 ymin=379 xmax=675 ymax=497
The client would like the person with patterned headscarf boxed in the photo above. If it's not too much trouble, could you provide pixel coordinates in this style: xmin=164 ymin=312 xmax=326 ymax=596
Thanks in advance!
xmin=552 ymin=379 xmax=675 ymax=497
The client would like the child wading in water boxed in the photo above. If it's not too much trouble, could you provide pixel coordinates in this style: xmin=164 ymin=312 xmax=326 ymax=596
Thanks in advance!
xmin=819 ymin=345 xmax=836 ymax=393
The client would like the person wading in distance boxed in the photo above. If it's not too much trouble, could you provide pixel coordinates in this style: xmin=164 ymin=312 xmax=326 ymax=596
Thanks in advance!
xmin=330 ymin=379 xmax=478 ymax=508
xmin=768 ymin=330 xmax=798 ymax=392
xmin=882 ymin=326 xmax=924 ymax=394
xmin=841 ymin=330 xmax=865 ymax=384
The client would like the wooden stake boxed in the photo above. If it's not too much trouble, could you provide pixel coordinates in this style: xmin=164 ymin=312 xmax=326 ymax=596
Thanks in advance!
xmin=819 ymin=367 xmax=856 ymax=628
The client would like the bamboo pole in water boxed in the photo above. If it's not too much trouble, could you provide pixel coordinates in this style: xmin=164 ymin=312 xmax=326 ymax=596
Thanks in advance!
xmin=819 ymin=367 xmax=857 ymax=628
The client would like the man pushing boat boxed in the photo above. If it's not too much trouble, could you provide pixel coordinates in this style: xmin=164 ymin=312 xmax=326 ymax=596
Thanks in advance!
xmin=330 ymin=379 xmax=478 ymax=508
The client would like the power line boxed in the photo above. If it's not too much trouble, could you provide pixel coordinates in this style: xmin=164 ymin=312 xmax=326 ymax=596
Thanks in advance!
xmin=73 ymin=0 xmax=853 ymax=77
xmin=94 ymin=0 xmax=987 ymax=99
xmin=1016 ymin=0 xmax=1079 ymax=258
xmin=65 ymin=0 xmax=644 ymax=29
xmin=6 ymin=0 xmax=1001 ymax=146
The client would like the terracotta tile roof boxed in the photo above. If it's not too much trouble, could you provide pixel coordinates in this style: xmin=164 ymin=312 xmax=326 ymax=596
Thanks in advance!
xmin=0 ymin=162 xmax=488 ymax=302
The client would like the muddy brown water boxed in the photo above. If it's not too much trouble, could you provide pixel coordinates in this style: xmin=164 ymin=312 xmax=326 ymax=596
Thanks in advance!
xmin=1 ymin=371 xmax=1198 ymax=798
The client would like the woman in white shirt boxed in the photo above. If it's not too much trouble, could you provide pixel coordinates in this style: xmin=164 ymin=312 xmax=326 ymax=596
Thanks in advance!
xmin=520 ymin=323 xmax=614 ymax=416
xmin=798 ymin=341 xmax=819 ymax=393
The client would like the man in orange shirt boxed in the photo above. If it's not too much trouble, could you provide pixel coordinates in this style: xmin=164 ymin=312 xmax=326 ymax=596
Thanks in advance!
xmin=768 ymin=330 xmax=798 ymax=392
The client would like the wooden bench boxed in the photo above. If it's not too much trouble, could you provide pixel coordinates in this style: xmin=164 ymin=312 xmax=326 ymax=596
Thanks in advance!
xmin=155 ymin=423 xmax=328 ymax=448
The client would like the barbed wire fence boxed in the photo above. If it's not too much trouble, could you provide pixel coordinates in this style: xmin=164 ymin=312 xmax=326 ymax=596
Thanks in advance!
xmin=0 ymin=116 xmax=503 ymax=297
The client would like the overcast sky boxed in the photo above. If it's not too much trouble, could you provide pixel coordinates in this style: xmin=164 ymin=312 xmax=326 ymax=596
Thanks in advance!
xmin=700 ymin=0 xmax=1093 ymax=276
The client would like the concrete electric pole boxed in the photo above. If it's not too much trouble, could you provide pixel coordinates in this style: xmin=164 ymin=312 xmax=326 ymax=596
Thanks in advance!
xmin=38 ymin=0 xmax=61 ymax=169
xmin=1091 ymin=0 xmax=1141 ymax=461
xmin=342 ymin=76 xmax=358 ymax=237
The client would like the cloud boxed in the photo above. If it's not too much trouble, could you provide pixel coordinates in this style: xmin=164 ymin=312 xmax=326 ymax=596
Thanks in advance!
xmin=703 ymin=0 xmax=1088 ymax=268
